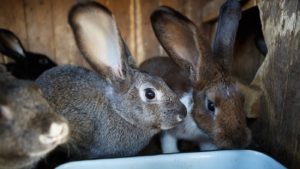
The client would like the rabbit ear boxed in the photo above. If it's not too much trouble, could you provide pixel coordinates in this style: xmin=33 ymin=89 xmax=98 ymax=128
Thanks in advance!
xmin=69 ymin=2 xmax=130 ymax=80
xmin=0 ymin=29 xmax=26 ymax=60
xmin=0 ymin=105 xmax=13 ymax=121
xmin=122 ymin=39 xmax=136 ymax=68
xmin=151 ymin=6 xmax=211 ymax=82
xmin=212 ymin=0 xmax=241 ymax=72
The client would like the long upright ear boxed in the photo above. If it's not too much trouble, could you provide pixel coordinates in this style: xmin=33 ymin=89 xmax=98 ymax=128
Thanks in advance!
xmin=151 ymin=6 xmax=211 ymax=83
xmin=212 ymin=0 xmax=241 ymax=71
xmin=0 ymin=29 xmax=26 ymax=60
xmin=122 ymin=39 xmax=136 ymax=68
xmin=0 ymin=105 xmax=13 ymax=122
xmin=69 ymin=2 xmax=130 ymax=80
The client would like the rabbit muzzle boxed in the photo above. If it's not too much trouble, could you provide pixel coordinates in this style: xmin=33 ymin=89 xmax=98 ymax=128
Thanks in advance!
xmin=160 ymin=103 xmax=187 ymax=130
xmin=212 ymin=124 xmax=252 ymax=149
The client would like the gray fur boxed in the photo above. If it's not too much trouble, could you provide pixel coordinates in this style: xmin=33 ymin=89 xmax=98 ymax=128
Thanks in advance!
xmin=0 ymin=69 xmax=69 ymax=169
xmin=36 ymin=2 xmax=186 ymax=160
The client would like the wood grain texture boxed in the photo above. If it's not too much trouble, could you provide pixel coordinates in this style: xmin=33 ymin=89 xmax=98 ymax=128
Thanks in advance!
xmin=0 ymin=0 xmax=211 ymax=66
xmin=202 ymin=0 xmax=257 ymax=22
xmin=24 ymin=0 xmax=55 ymax=59
xmin=0 ymin=0 xmax=27 ymax=64
xmin=135 ymin=0 xmax=160 ymax=64
xmin=52 ymin=0 xmax=87 ymax=66
xmin=250 ymin=0 xmax=300 ymax=168
xmin=0 ymin=0 xmax=27 ymax=49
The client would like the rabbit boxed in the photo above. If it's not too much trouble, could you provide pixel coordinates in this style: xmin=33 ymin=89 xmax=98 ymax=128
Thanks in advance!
xmin=0 ymin=66 xmax=69 ymax=169
xmin=0 ymin=28 xmax=56 ymax=80
xmin=35 ymin=1 xmax=187 ymax=160
xmin=139 ymin=0 xmax=251 ymax=153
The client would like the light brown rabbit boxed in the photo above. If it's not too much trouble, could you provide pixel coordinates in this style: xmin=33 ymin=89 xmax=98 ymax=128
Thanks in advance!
xmin=140 ymin=0 xmax=251 ymax=153
xmin=36 ymin=1 xmax=186 ymax=160
xmin=0 ymin=66 xmax=69 ymax=169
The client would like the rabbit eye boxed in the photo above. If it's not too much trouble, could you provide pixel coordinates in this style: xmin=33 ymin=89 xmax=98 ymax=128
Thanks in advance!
xmin=206 ymin=99 xmax=215 ymax=113
xmin=39 ymin=59 xmax=49 ymax=65
xmin=145 ymin=88 xmax=155 ymax=100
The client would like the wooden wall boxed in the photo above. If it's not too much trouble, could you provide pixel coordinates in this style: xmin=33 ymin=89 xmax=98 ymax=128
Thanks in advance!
xmin=0 ymin=0 xmax=210 ymax=66
xmin=250 ymin=0 xmax=300 ymax=168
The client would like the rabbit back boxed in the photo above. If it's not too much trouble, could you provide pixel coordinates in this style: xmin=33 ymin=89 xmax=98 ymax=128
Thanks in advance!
xmin=36 ymin=65 xmax=162 ymax=159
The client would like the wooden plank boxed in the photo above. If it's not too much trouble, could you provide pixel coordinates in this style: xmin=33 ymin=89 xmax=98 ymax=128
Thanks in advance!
xmin=202 ymin=0 xmax=257 ymax=22
xmin=52 ymin=0 xmax=90 ymax=67
xmin=0 ymin=0 xmax=27 ymax=64
xmin=186 ymin=0 xmax=212 ymax=41
xmin=0 ymin=0 xmax=28 ymax=63
xmin=135 ymin=0 xmax=160 ymax=64
xmin=24 ymin=0 xmax=55 ymax=60
xmin=0 ymin=0 xmax=27 ymax=49
xmin=185 ymin=0 xmax=207 ymax=26
xmin=250 ymin=0 xmax=300 ymax=168
xmin=159 ymin=0 xmax=186 ymax=13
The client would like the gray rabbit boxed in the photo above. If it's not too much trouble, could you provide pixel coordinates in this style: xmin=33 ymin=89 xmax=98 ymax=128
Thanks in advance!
xmin=0 ymin=66 xmax=69 ymax=169
xmin=36 ymin=2 xmax=186 ymax=160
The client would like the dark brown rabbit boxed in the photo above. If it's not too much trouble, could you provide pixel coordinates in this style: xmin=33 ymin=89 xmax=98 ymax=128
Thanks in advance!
xmin=0 ymin=66 xmax=69 ymax=169
xmin=140 ymin=0 xmax=251 ymax=153
xmin=36 ymin=1 xmax=186 ymax=160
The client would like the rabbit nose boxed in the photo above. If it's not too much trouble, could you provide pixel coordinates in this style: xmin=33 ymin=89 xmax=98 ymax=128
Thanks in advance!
xmin=176 ymin=114 xmax=185 ymax=122
xmin=39 ymin=122 xmax=69 ymax=145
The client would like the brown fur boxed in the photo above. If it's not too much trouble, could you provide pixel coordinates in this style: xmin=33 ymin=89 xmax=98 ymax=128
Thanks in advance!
xmin=141 ymin=0 xmax=251 ymax=150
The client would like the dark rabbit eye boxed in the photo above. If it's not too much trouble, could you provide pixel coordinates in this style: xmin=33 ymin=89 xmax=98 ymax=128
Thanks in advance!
xmin=207 ymin=99 xmax=215 ymax=112
xmin=39 ymin=59 xmax=49 ymax=65
xmin=145 ymin=88 xmax=155 ymax=100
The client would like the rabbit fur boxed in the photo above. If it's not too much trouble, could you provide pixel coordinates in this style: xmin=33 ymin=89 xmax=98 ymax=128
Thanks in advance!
xmin=36 ymin=1 xmax=186 ymax=160
xmin=0 ymin=28 xmax=56 ymax=80
xmin=0 ymin=67 xmax=69 ymax=169
xmin=140 ymin=0 xmax=251 ymax=153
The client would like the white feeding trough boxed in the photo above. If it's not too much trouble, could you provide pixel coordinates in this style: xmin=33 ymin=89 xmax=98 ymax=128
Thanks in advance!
xmin=56 ymin=150 xmax=286 ymax=169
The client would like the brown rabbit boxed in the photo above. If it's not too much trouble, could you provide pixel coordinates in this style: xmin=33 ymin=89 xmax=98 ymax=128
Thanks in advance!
xmin=0 ymin=66 xmax=69 ymax=169
xmin=140 ymin=0 xmax=251 ymax=153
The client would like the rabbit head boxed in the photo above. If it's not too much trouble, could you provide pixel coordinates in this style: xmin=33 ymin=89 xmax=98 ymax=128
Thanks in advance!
xmin=68 ymin=2 xmax=187 ymax=131
xmin=150 ymin=0 xmax=251 ymax=148
xmin=0 ymin=75 xmax=69 ymax=168
xmin=0 ymin=28 xmax=56 ymax=79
